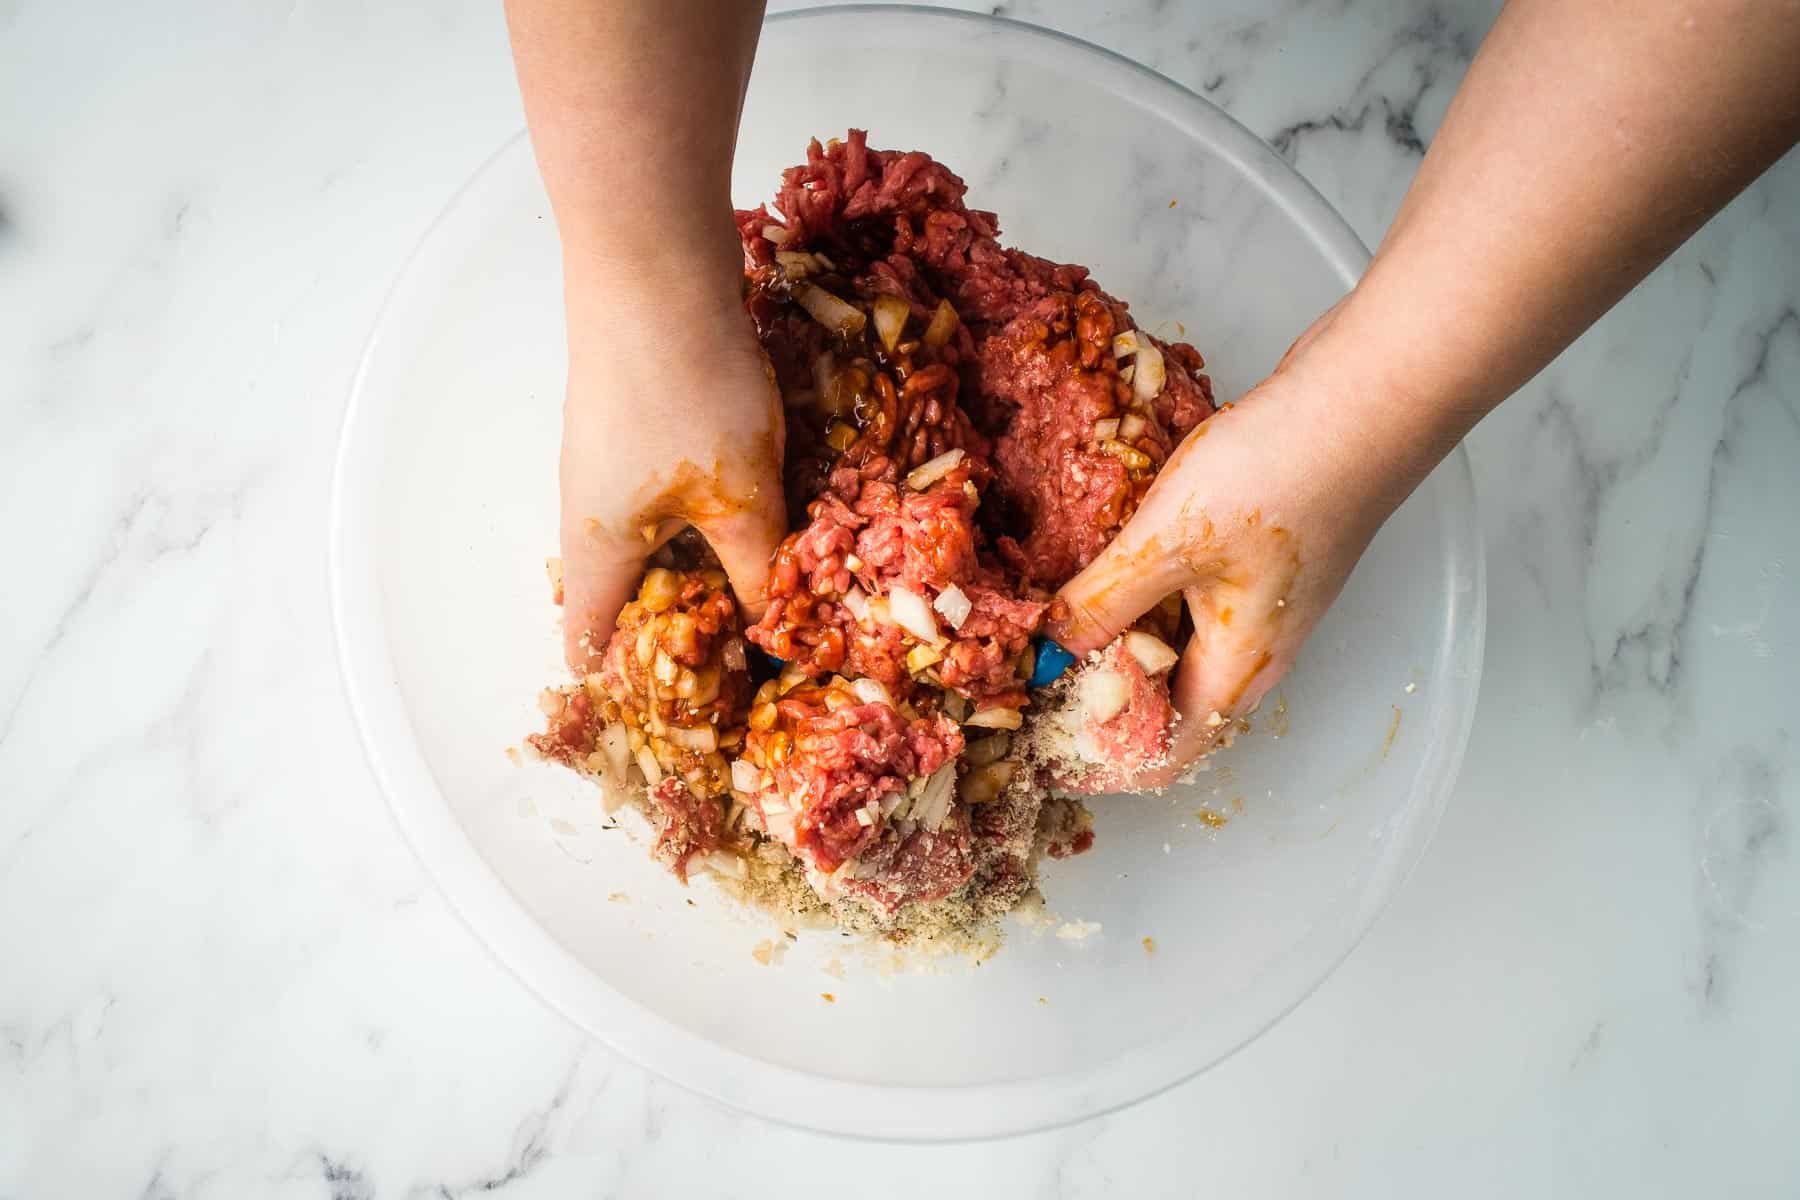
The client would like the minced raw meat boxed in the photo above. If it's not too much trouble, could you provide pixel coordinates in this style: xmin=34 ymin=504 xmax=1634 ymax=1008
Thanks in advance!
xmin=1027 ymin=637 xmax=1180 ymax=796
xmin=535 ymin=130 xmax=1218 ymax=934
xmin=529 ymin=549 xmax=752 ymax=880
xmin=980 ymin=291 xmax=1212 ymax=585
xmin=742 ymin=676 xmax=963 ymax=872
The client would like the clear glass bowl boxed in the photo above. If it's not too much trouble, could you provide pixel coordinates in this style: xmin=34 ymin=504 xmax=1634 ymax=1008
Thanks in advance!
xmin=330 ymin=5 xmax=1484 ymax=1140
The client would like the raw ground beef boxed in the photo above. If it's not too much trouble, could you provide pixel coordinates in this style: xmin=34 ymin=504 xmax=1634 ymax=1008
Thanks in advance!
xmin=742 ymin=676 xmax=963 ymax=872
xmin=535 ymin=131 xmax=1216 ymax=933
xmin=529 ymin=545 xmax=752 ymax=880
xmin=1026 ymin=637 xmax=1181 ymax=796
xmin=981 ymin=292 xmax=1213 ymax=585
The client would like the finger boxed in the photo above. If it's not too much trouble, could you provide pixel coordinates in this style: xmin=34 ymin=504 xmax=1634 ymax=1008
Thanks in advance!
xmin=559 ymin=515 xmax=645 ymax=676
xmin=1136 ymin=586 xmax=1282 ymax=789
xmin=1050 ymin=521 xmax=1191 ymax=656
xmin=690 ymin=487 xmax=786 ymax=624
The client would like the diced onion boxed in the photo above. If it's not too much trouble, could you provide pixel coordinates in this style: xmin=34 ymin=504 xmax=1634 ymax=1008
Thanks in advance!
xmin=965 ymin=706 xmax=1023 ymax=731
xmin=842 ymin=585 xmax=870 ymax=624
xmin=730 ymin=758 xmax=760 ymax=794
xmin=1091 ymin=418 xmax=1120 ymax=442
xmin=887 ymin=585 xmax=942 ymax=645
xmin=762 ymin=223 xmax=791 ymax=245
xmin=1112 ymin=330 xmax=1140 ymax=358
xmin=664 ymin=723 xmax=718 ymax=753
xmin=1118 ymin=412 xmax=1148 ymax=441
xmin=792 ymin=282 xmax=867 ymax=338
xmin=905 ymin=643 xmax=943 ymax=674
xmin=872 ymin=293 xmax=910 ymax=353
xmin=1119 ymin=362 xmax=1135 ymax=385
xmin=639 ymin=567 xmax=681 ymax=613
xmin=905 ymin=448 xmax=965 ymax=491
xmin=775 ymin=249 xmax=816 ymax=278
xmin=912 ymin=762 xmax=957 ymax=831
xmin=824 ymin=858 xmax=857 ymax=892
xmin=697 ymin=851 xmax=746 ymax=880
xmin=854 ymin=804 xmax=875 ymax=828
xmin=1123 ymin=630 xmax=1180 ymax=676
xmin=1098 ymin=438 xmax=1153 ymax=470
xmin=1133 ymin=340 xmax=1166 ymax=401
xmin=963 ymin=732 xmax=1011 ymax=767
xmin=851 ymin=676 xmax=894 ymax=708
xmin=879 ymin=790 xmax=908 ymax=818
xmin=635 ymin=746 xmax=664 ymax=785
xmin=961 ymin=760 xmax=1016 ymax=805
xmin=1080 ymin=669 xmax=1131 ymax=724
xmin=923 ymin=298 xmax=956 ymax=348
xmin=942 ymin=691 xmax=969 ymax=721
xmin=932 ymin=583 xmax=972 ymax=630
xmin=763 ymin=810 xmax=795 ymax=843
xmin=599 ymin=722 xmax=633 ymax=784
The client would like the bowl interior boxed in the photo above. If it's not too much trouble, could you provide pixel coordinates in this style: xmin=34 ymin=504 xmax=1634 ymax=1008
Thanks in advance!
xmin=332 ymin=8 xmax=1482 ymax=1139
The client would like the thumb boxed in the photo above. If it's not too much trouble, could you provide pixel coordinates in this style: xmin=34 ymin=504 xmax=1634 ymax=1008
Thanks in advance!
xmin=690 ymin=482 xmax=786 ymax=624
xmin=1050 ymin=522 xmax=1191 ymax=656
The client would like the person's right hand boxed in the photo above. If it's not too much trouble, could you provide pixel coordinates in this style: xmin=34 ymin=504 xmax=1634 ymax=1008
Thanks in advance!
xmin=557 ymin=265 xmax=786 ymax=675
xmin=1050 ymin=322 xmax=1429 ymax=785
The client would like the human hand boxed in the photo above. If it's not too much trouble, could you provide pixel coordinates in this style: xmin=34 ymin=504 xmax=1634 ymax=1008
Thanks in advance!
xmin=1050 ymin=317 xmax=1426 ymax=784
xmin=558 ymin=266 xmax=786 ymax=674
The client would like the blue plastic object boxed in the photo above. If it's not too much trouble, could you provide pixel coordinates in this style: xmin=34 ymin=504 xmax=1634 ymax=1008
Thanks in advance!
xmin=755 ymin=648 xmax=787 ymax=673
xmin=1028 ymin=638 xmax=1077 ymax=688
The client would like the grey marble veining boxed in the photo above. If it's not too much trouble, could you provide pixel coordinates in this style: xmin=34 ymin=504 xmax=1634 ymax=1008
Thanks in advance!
xmin=3 ymin=0 xmax=1797 ymax=1195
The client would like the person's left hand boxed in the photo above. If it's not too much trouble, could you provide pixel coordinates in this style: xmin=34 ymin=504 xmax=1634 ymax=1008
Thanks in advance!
xmin=557 ymin=263 xmax=786 ymax=674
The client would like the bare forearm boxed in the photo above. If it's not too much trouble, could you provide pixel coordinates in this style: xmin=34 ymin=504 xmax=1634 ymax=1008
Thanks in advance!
xmin=505 ymin=0 xmax=765 ymax=288
xmin=1309 ymin=0 xmax=1800 ymax=481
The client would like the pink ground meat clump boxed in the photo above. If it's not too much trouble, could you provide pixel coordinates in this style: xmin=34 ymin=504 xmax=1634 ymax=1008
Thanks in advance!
xmin=744 ymin=681 xmax=963 ymax=873
xmin=735 ymin=131 xmax=1216 ymax=905
xmin=1038 ymin=639 xmax=1180 ymax=796
xmin=540 ymin=131 xmax=1218 ymax=920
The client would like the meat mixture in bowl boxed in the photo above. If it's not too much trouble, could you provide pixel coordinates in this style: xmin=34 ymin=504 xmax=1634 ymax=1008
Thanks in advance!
xmin=532 ymin=131 xmax=1216 ymax=937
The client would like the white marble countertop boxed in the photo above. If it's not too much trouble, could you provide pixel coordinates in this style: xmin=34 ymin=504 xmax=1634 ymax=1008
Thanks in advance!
xmin=4 ymin=0 xmax=1797 ymax=1194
